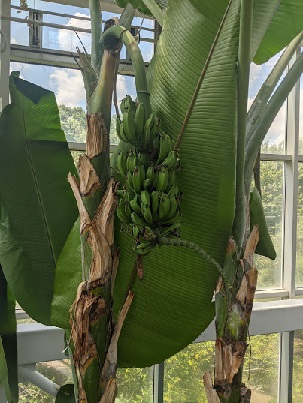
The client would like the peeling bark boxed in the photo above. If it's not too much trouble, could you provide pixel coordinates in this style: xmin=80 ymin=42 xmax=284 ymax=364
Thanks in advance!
xmin=203 ymin=372 xmax=220 ymax=403
xmin=205 ymin=227 xmax=259 ymax=402
xmin=68 ymin=110 xmax=132 ymax=402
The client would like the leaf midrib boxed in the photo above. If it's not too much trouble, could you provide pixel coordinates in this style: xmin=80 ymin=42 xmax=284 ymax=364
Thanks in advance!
xmin=22 ymin=111 xmax=57 ymax=268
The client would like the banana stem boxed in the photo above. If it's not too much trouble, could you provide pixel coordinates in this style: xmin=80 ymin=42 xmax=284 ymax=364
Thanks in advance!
xmin=232 ymin=0 xmax=253 ymax=249
xmin=141 ymin=0 xmax=164 ymax=26
xmin=158 ymin=237 xmax=223 ymax=275
xmin=101 ymin=25 xmax=152 ymax=117
xmin=119 ymin=3 xmax=136 ymax=29
xmin=89 ymin=0 xmax=102 ymax=72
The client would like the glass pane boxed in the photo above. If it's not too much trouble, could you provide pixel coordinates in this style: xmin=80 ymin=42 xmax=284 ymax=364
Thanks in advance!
xmin=296 ymin=163 xmax=303 ymax=285
xmin=242 ymin=334 xmax=279 ymax=402
xmin=293 ymin=330 xmax=303 ymax=402
xmin=260 ymin=102 xmax=286 ymax=154
xmin=249 ymin=54 xmax=286 ymax=153
xmin=19 ymin=359 xmax=72 ymax=403
xmin=255 ymin=161 xmax=283 ymax=288
xmin=299 ymin=76 xmax=303 ymax=155
xmin=164 ymin=341 xmax=214 ymax=403
xmin=116 ymin=367 xmax=153 ymax=403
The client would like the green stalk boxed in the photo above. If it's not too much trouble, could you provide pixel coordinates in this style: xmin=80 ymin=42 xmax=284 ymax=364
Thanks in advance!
xmin=158 ymin=237 xmax=222 ymax=273
xmin=101 ymin=25 xmax=152 ymax=117
xmin=70 ymin=11 xmax=136 ymax=403
xmin=232 ymin=0 xmax=253 ymax=249
xmin=245 ymin=52 xmax=303 ymax=194
xmin=247 ymin=32 xmax=303 ymax=137
xmin=119 ymin=3 xmax=136 ymax=29
xmin=89 ymin=0 xmax=102 ymax=72
xmin=142 ymin=0 xmax=165 ymax=26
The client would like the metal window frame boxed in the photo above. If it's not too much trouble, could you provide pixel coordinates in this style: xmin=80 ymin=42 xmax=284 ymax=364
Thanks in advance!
xmin=1 ymin=1 xmax=303 ymax=402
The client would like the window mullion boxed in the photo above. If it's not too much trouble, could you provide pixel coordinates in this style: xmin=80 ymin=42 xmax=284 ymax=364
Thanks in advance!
xmin=282 ymin=51 xmax=300 ymax=297
xmin=0 ymin=0 xmax=11 ymax=112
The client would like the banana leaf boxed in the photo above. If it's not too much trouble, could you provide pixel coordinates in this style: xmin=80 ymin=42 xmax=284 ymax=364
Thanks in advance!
xmin=112 ymin=0 xmax=240 ymax=367
xmin=115 ymin=0 xmax=166 ymax=16
xmin=0 ymin=76 xmax=78 ymax=325
xmin=50 ymin=0 xmax=303 ymax=369
xmin=0 ymin=266 xmax=18 ymax=403
xmin=55 ymin=384 xmax=75 ymax=403
xmin=252 ymin=0 xmax=303 ymax=64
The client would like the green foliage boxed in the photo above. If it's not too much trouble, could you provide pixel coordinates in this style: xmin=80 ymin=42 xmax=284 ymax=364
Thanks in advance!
xmin=253 ymin=0 xmax=303 ymax=64
xmin=113 ymin=0 xmax=240 ymax=368
xmin=115 ymin=0 xmax=166 ymax=16
xmin=250 ymin=187 xmax=277 ymax=260
xmin=58 ymin=105 xmax=120 ymax=145
xmin=0 ymin=76 xmax=78 ymax=325
xmin=0 ymin=267 xmax=18 ymax=403
xmin=58 ymin=105 xmax=87 ymax=143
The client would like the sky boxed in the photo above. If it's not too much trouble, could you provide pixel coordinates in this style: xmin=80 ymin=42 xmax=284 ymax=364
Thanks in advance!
xmin=9 ymin=0 xmax=303 ymax=149
xmin=10 ymin=0 xmax=154 ymax=111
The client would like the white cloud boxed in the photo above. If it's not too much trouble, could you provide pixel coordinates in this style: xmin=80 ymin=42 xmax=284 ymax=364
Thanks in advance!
xmin=265 ymin=102 xmax=286 ymax=145
xmin=57 ymin=13 xmax=91 ymax=53
xmin=49 ymin=68 xmax=85 ymax=107
xmin=116 ymin=75 xmax=127 ymax=101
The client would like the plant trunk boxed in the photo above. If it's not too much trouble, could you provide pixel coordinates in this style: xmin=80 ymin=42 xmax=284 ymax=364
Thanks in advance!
xmin=68 ymin=50 xmax=133 ymax=403
xmin=204 ymin=226 xmax=259 ymax=403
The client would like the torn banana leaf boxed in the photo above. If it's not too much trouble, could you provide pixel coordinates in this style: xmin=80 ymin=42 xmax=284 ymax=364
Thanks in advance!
xmin=250 ymin=187 xmax=276 ymax=260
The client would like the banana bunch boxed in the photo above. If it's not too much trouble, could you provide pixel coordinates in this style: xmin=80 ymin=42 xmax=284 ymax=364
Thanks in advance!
xmin=115 ymin=96 xmax=182 ymax=255
xmin=117 ymin=95 xmax=158 ymax=151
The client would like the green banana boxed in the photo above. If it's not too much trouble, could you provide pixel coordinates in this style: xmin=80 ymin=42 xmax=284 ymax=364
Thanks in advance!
xmin=132 ymin=225 xmax=140 ymax=238
xmin=143 ymin=179 xmax=151 ymax=189
xmin=141 ymin=190 xmax=151 ymax=207
xmin=159 ymin=193 xmax=171 ymax=221
xmin=120 ymin=95 xmax=135 ymax=113
xmin=131 ymin=212 xmax=146 ymax=228
xmin=157 ymin=133 xmax=173 ymax=164
xmin=118 ymin=121 xmax=129 ymax=143
xmin=131 ymin=166 xmax=145 ymax=194
xmin=116 ymin=151 xmax=127 ymax=178
xmin=132 ymin=168 xmax=142 ymax=194
xmin=167 ymin=169 xmax=176 ymax=190
xmin=126 ymin=171 xmax=135 ymax=193
xmin=151 ymin=191 xmax=160 ymax=221
xmin=141 ymin=203 xmax=153 ymax=225
xmin=123 ymin=109 xmax=136 ymax=144
xmin=146 ymin=166 xmax=155 ymax=183
xmin=156 ymin=167 xmax=169 ymax=192
xmin=144 ymin=113 xmax=155 ymax=149
xmin=130 ymin=195 xmax=142 ymax=215
xmin=168 ymin=183 xmax=179 ymax=196
xmin=162 ymin=150 xmax=178 ymax=169
xmin=138 ymin=152 xmax=149 ymax=168
xmin=126 ymin=152 xmax=137 ymax=172
xmin=135 ymin=103 xmax=146 ymax=143
xmin=117 ymin=200 xmax=131 ymax=224
xmin=163 ymin=195 xmax=178 ymax=221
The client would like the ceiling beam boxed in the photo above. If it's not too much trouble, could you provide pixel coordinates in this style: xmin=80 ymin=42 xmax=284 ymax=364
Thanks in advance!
xmin=41 ymin=0 xmax=148 ymax=17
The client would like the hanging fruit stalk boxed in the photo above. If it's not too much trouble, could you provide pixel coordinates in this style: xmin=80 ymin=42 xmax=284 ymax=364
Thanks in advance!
xmin=115 ymin=97 xmax=182 ymax=256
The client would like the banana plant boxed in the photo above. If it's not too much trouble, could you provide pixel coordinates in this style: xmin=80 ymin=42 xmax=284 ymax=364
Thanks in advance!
xmin=1 ymin=0 xmax=303 ymax=403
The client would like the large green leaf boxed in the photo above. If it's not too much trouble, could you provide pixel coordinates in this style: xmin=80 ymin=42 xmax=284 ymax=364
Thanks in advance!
xmin=0 ymin=267 xmax=18 ymax=403
xmin=113 ymin=0 xmax=239 ymax=367
xmin=50 ymin=218 xmax=82 ymax=328
xmin=115 ymin=0 xmax=166 ymax=15
xmin=55 ymin=384 xmax=75 ymax=403
xmin=0 ymin=76 xmax=78 ymax=325
xmin=252 ymin=0 xmax=303 ymax=64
